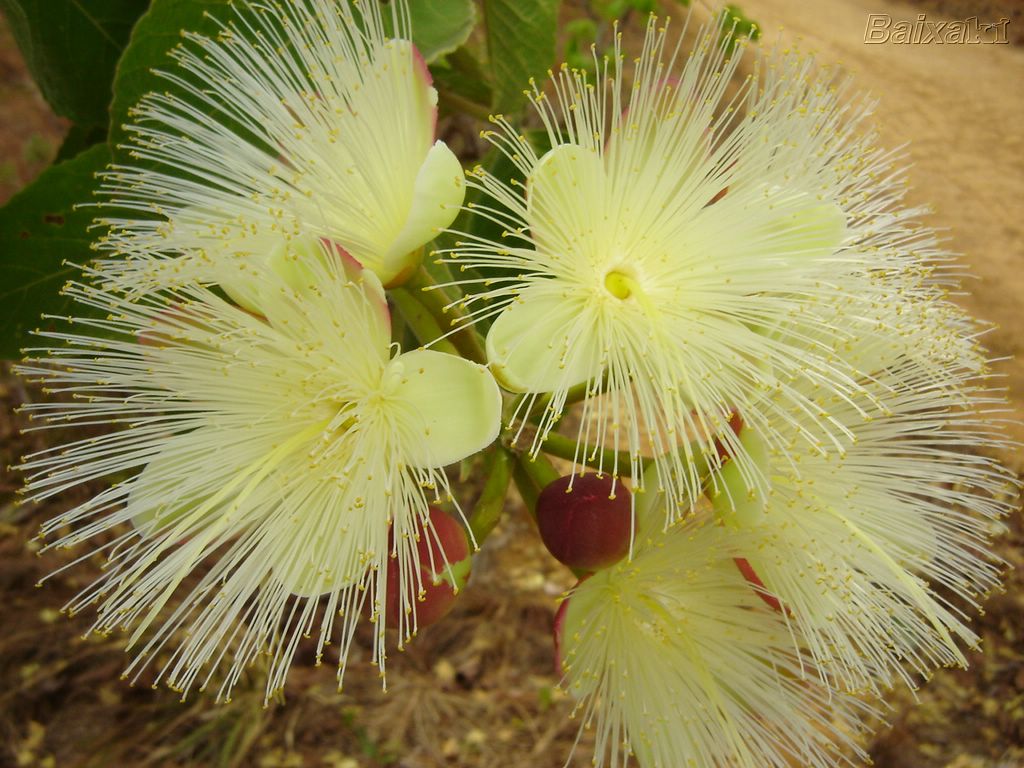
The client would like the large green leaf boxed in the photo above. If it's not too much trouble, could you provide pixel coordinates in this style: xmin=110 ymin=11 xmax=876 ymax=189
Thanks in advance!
xmin=107 ymin=0 xmax=230 ymax=150
xmin=483 ymin=0 xmax=561 ymax=113
xmin=429 ymin=129 xmax=552 ymax=330
xmin=0 ymin=0 xmax=148 ymax=127
xmin=409 ymin=0 xmax=476 ymax=63
xmin=108 ymin=0 xmax=476 ymax=150
xmin=433 ymin=47 xmax=493 ymax=115
xmin=0 ymin=144 xmax=112 ymax=359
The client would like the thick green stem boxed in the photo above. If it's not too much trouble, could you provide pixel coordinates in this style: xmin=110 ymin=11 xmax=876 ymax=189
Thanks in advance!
xmin=466 ymin=447 xmax=514 ymax=545
xmin=406 ymin=268 xmax=487 ymax=365
xmin=524 ymin=373 xmax=607 ymax=425
xmin=539 ymin=432 xmax=645 ymax=478
xmin=389 ymin=301 xmax=407 ymax=346
xmin=510 ymin=449 xmax=560 ymax=517
xmin=389 ymin=287 xmax=459 ymax=356
xmin=437 ymin=88 xmax=491 ymax=123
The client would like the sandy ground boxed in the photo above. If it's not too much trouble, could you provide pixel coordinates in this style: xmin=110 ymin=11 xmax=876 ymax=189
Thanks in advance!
xmin=1 ymin=2 xmax=1022 ymax=767
xmin=738 ymin=0 xmax=1024 ymax=471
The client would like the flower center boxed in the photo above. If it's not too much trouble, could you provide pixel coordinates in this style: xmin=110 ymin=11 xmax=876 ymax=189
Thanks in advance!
xmin=603 ymin=270 xmax=638 ymax=300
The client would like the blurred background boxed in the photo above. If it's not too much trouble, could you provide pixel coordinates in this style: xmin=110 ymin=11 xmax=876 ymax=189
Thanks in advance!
xmin=1 ymin=1 xmax=1021 ymax=766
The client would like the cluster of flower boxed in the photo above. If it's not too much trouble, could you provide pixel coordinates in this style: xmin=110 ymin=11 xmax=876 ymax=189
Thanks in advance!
xmin=16 ymin=1 xmax=1017 ymax=766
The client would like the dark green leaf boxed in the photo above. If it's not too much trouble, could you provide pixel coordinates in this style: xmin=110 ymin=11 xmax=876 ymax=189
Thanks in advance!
xmin=430 ymin=129 xmax=551 ymax=330
xmin=0 ymin=144 xmax=111 ymax=359
xmin=718 ymin=4 xmax=760 ymax=54
xmin=0 ymin=0 xmax=149 ymax=126
xmin=483 ymin=0 xmax=561 ymax=114
xmin=107 ymin=0 xmax=231 ymax=150
xmin=55 ymin=124 xmax=108 ymax=163
xmin=110 ymin=1 xmax=458 ymax=157
xmin=592 ymin=0 xmax=628 ymax=21
xmin=626 ymin=0 xmax=658 ymax=13
xmin=564 ymin=18 xmax=598 ymax=73
xmin=409 ymin=0 xmax=476 ymax=63
xmin=433 ymin=47 xmax=493 ymax=114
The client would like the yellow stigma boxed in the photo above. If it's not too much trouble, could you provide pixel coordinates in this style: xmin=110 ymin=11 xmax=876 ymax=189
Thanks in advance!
xmin=604 ymin=270 xmax=636 ymax=300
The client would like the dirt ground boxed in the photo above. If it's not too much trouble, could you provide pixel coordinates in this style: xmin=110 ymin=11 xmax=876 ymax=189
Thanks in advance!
xmin=1 ymin=1 xmax=1022 ymax=767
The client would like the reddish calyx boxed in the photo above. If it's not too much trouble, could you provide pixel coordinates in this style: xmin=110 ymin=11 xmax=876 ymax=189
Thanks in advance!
xmin=712 ymin=410 xmax=745 ymax=465
xmin=536 ymin=473 xmax=632 ymax=572
xmin=733 ymin=557 xmax=785 ymax=614
xmin=385 ymin=506 xmax=471 ymax=630
xmin=706 ymin=185 xmax=729 ymax=206
xmin=552 ymin=573 xmax=592 ymax=676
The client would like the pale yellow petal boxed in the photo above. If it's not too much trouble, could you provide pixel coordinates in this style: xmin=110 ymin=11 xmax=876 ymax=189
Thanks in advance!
xmin=380 ymin=140 xmax=466 ymax=285
xmin=486 ymin=286 xmax=603 ymax=393
xmin=390 ymin=349 xmax=502 ymax=468
xmin=526 ymin=143 xmax=605 ymax=253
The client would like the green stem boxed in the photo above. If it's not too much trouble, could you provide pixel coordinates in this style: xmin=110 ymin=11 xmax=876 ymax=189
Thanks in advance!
xmin=510 ymin=449 xmax=561 ymax=517
xmin=406 ymin=268 xmax=487 ymax=365
xmin=511 ymin=459 xmax=540 ymax=516
xmin=524 ymin=373 xmax=607 ymax=425
xmin=466 ymin=447 xmax=514 ymax=545
xmin=437 ymin=88 xmax=492 ymax=123
xmin=389 ymin=287 xmax=459 ymax=357
xmin=390 ymin=300 xmax=408 ymax=346
xmin=539 ymin=432 xmax=645 ymax=478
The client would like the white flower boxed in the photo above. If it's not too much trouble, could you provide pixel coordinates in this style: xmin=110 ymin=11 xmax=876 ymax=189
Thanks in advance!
xmin=98 ymin=0 xmax=464 ymax=288
xmin=557 ymin=509 xmax=872 ymax=768
xmin=707 ymin=356 xmax=1016 ymax=694
xmin=18 ymin=240 xmax=502 ymax=700
xmin=442 ymin=18 xmax=973 ymax=519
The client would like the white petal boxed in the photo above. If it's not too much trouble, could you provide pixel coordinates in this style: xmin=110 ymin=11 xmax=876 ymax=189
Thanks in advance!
xmin=390 ymin=349 xmax=502 ymax=468
xmin=632 ymin=461 xmax=669 ymax=549
xmin=381 ymin=140 xmax=466 ymax=285
xmin=276 ymin=536 xmax=364 ymax=598
xmin=332 ymin=39 xmax=443 ymax=281
xmin=128 ymin=429 xmax=273 ymax=536
xmin=486 ymin=285 xmax=604 ymax=393
xmin=526 ymin=143 xmax=605 ymax=253
xmin=758 ymin=191 xmax=848 ymax=264
xmin=129 ymin=441 xmax=212 ymax=535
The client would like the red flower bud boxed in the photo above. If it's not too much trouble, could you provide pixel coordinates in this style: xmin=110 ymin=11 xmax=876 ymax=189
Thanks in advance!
xmin=536 ymin=473 xmax=632 ymax=572
xmin=385 ymin=506 xmax=471 ymax=630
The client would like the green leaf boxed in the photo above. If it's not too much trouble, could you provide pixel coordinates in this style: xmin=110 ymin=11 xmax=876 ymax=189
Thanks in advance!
xmin=483 ymin=0 xmax=561 ymax=114
xmin=564 ymin=18 xmax=598 ymax=73
xmin=430 ymin=129 xmax=551 ymax=331
xmin=592 ymin=0 xmax=628 ymax=21
xmin=0 ymin=0 xmax=148 ymax=126
xmin=0 ymin=144 xmax=111 ymax=359
xmin=107 ymin=0 xmax=231 ymax=150
xmin=718 ymin=4 xmax=761 ymax=54
xmin=108 ymin=0 xmax=470 ymax=153
xmin=409 ymin=0 xmax=476 ymax=63
xmin=626 ymin=0 xmax=658 ymax=11
xmin=433 ymin=47 xmax=493 ymax=114
xmin=55 ymin=124 xmax=108 ymax=163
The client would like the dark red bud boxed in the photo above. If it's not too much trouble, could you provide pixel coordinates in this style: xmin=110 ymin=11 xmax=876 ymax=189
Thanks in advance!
xmin=385 ymin=506 xmax=471 ymax=629
xmin=733 ymin=557 xmax=784 ymax=613
xmin=536 ymin=473 xmax=632 ymax=572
